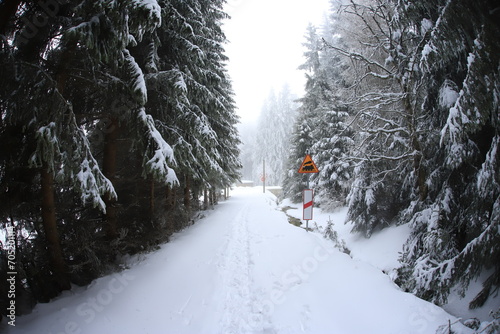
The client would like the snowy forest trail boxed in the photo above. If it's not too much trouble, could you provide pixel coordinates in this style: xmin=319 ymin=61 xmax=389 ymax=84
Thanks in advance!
xmin=12 ymin=187 xmax=472 ymax=334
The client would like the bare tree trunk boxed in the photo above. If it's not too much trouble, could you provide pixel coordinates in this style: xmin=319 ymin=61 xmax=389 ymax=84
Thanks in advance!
xmin=164 ymin=184 xmax=173 ymax=233
xmin=209 ymin=187 xmax=218 ymax=206
xmin=37 ymin=42 xmax=76 ymax=291
xmin=203 ymin=187 xmax=209 ymax=210
xmin=191 ymin=181 xmax=200 ymax=211
xmin=40 ymin=168 xmax=70 ymax=290
xmin=404 ymin=96 xmax=428 ymax=201
xmin=165 ymin=184 xmax=173 ymax=211
xmin=183 ymin=175 xmax=190 ymax=209
xmin=103 ymin=117 xmax=119 ymax=239
xmin=150 ymin=178 xmax=155 ymax=217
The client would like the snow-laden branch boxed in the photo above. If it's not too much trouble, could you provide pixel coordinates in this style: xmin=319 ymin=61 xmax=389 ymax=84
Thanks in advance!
xmin=322 ymin=38 xmax=395 ymax=77
xmin=412 ymin=202 xmax=500 ymax=304
xmin=367 ymin=150 xmax=416 ymax=162
xmin=137 ymin=108 xmax=178 ymax=185
xmin=124 ymin=50 xmax=148 ymax=105
xmin=24 ymin=62 xmax=117 ymax=212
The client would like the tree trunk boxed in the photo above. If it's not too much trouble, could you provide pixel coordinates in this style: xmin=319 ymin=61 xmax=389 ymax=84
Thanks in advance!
xmin=404 ymin=93 xmax=428 ymax=201
xmin=183 ymin=174 xmax=190 ymax=209
xmin=40 ymin=168 xmax=71 ymax=290
xmin=165 ymin=184 xmax=173 ymax=211
xmin=410 ymin=130 xmax=428 ymax=201
xmin=191 ymin=181 xmax=200 ymax=211
xmin=203 ymin=187 xmax=209 ymax=210
xmin=36 ymin=42 xmax=76 ymax=291
xmin=209 ymin=187 xmax=218 ymax=206
xmin=150 ymin=178 xmax=155 ymax=218
xmin=164 ymin=184 xmax=174 ymax=233
xmin=103 ymin=117 xmax=119 ymax=239
xmin=414 ymin=152 xmax=428 ymax=201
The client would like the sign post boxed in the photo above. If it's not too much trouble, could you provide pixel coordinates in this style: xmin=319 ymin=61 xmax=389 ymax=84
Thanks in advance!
xmin=298 ymin=154 xmax=319 ymax=231
xmin=303 ymin=189 xmax=313 ymax=231
xmin=262 ymin=158 xmax=266 ymax=193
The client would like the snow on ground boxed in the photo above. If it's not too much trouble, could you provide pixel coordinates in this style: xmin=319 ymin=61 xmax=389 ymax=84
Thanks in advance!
xmin=281 ymin=197 xmax=499 ymax=329
xmin=279 ymin=200 xmax=411 ymax=275
xmin=10 ymin=187 xmax=473 ymax=334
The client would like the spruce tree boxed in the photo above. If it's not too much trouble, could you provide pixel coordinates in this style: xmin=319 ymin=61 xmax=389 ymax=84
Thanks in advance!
xmin=283 ymin=25 xmax=321 ymax=202
xmin=308 ymin=18 xmax=354 ymax=209
xmin=0 ymin=0 xmax=209 ymax=307
xmin=394 ymin=0 xmax=500 ymax=308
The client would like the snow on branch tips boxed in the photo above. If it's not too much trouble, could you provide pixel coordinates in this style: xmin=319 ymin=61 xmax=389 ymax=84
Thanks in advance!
xmin=321 ymin=38 xmax=394 ymax=77
xmin=129 ymin=0 xmax=162 ymax=40
xmin=124 ymin=50 xmax=148 ymax=105
xmin=30 ymin=122 xmax=60 ymax=172
xmin=75 ymin=157 xmax=116 ymax=213
xmin=138 ymin=108 xmax=178 ymax=185
xmin=476 ymin=135 xmax=499 ymax=197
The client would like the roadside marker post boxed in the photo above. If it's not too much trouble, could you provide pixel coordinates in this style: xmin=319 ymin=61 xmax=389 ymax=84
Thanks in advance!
xmin=303 ymin=189 xmax=314 ymax=231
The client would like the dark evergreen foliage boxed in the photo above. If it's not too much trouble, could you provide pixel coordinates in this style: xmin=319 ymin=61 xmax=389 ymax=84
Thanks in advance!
xmin=0 ymin=0 xmax=240 ymax=317
xmin=394 ymin=0 xmax=500 ymax=308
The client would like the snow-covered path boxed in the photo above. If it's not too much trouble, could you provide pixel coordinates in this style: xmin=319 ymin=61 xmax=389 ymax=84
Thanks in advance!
xmin=12 ymin=187 xmax=471 ymax=334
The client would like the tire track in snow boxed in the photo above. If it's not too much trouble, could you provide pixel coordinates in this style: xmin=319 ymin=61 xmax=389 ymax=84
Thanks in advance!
xmin=217 ymin=201 xmax=274 ymax=334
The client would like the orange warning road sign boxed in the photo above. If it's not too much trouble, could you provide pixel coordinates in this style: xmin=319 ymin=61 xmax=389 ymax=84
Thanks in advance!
xmin=298 ymin=154 xmax=319 ymax=173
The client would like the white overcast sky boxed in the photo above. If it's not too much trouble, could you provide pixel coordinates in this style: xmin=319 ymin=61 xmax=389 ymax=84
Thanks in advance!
xmin=223 ymin=0 xmax=330 ymax=125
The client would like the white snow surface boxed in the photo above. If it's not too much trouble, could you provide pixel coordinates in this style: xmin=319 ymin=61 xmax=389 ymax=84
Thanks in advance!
xmin=11 ymin=187 xmax=473 ymax=334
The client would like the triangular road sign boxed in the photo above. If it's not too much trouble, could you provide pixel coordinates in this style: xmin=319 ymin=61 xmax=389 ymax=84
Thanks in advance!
xmin=298 ymin=154 xmax=319 ymax=173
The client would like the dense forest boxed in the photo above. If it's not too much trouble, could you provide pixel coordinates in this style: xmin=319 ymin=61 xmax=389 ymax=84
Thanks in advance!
xmin=239 ymin=85 xmax=298 ymax=186
xmin=284 ymin=0 xmax=499 ymax=316
xmin=0 ymin=0 xmax=240 ymax=318
xmin=1 ymin=0 xmax=499 ymax=327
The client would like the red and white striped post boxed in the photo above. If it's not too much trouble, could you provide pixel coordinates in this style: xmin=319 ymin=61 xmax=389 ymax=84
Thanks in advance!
xmin=303 ymin=189 xmax=313 ymax=231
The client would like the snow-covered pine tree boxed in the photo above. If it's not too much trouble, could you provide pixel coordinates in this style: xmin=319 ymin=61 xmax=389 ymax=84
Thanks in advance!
xmin=1 ymin=0 xmax=239 ymax=312
xmin=196 ymin=0 xmax=241 ymax=191
xmin=145 ymin=0 xmax=240 ymax=209
xmin=394 ymin=0 xmax=500 ymax=308
xmin=310 ymin=102 xmax=354 ymax=209
xmin=0 ymin=0 xmax=142 ymax=294
xmin=283 ymin=25 xmax=321 ymax=202
xmin=0 ymin=0 xmax=179 ymax=302
xmin=282 ymin=114 xmax=315 ymax=202
xmin=64 ymin=0 xmax=177 ymax=241
xmin=308 ymin=17 xmax=354 ymax=210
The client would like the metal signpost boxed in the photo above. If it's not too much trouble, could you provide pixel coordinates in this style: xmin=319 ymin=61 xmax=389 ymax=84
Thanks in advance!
xmin=262 ymin=158 xmax=265 ymax=193
xmin=298 ymin=154 xmax=319 ymax=231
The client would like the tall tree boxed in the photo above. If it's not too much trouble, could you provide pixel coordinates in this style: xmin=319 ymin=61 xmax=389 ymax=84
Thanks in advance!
xmin=146 ymin=0 xmax=240 ymax=195
xmin=283 ymin=25 xmax=321 ymax=201
xmin=306 ymin=17 xmax=355 ymax=209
